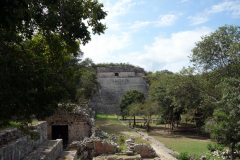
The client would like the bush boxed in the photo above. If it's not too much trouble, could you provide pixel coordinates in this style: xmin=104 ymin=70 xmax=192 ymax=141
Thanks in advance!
xmin=179 ymin=152 xmax=190 ymax=160
xmin=155 ymin=118 xmax=165 ymax=125
xmin=215 ymin=144 xmax=224 ymax=151
xmin=207 ymin=143 xmax=224 ymax=152
xmin=236 ymin=142 xmax=240 ymax=151
xmin=207 ymin=143 xmax=215 ymax=152
xmin=117 ymin=136 xmax=128 ymax=152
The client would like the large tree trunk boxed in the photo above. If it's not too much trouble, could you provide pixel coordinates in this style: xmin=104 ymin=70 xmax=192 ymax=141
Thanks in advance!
xmin=171 ymin=111 xmax=174 ymax=131
xmin=146 ymin=123 xmax=150 ymax=132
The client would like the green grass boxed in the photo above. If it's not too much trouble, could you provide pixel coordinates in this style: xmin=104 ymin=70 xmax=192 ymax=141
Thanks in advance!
xmin=0 ymin=121 xmax=21 ymax=131
xmin=148 ymin=124 xmax=222 ymax=160
xmin=95 ymin=114 xmax=138 ymax=137
xmin=0 ymin=121 xmax=39 ymax=131
xmin=119 ymin=115 xmax=159 ymax=119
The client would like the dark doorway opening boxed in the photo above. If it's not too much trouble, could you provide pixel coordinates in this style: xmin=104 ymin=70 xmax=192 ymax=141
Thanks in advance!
xmin=115 ymin=73 xmax=119 ymax=76
xmin=52 ymin=125 xmax=68 ymax=145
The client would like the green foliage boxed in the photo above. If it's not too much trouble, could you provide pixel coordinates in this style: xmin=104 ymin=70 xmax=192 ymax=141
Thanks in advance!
xmin=205 ymin=78 xmax=240 ymax=159
xmin=207 ymin=143 xmax=215 ymax=152
xmin=95 ymin=62 xmax=139 ymax=68
xmin=0 ymin=0 xmax=107 ymax=129
xmin=117 ymin=136 xmax=128 ymax=151
xmin=191 ymin=25 xmax=240 ymax=78
xmin=179 ymin=152 xmax=190 ymax=160
xmin=155 ymin=117 xmax=165 ymax=125
xmin=119 ymin=90 xmax=145 ymax=119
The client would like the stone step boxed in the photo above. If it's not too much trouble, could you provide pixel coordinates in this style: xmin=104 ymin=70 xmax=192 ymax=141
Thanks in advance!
xmin=22 ymin=139 xmax=63 ymax=160
xmin=56 ymin=151 xmax=77 ymax=160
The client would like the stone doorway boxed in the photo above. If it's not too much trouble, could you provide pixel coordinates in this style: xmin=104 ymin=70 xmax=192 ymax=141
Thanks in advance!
xmin=52 ymin=125 xmax=68 ymax=145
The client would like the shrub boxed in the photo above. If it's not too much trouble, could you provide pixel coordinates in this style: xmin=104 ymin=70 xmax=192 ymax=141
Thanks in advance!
xmin=179 ymin=152 xmax=190 ymax=160
xmin=207 ymin=143 xmax=215 ymax=152
xmin=215 ymin=144 xmax=224 ymax=151
xmin=236 ymin=142 xmax=240 ymax=151
xmin=155 ymin=118 xmax=165 ymax=125
xmin=207 ymin=143 xmax=224 ymax=152
xmin=117 ymin=136 xmax=128 ymax=152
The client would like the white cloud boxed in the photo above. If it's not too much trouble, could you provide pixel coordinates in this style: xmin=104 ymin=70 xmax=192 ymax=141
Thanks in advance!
xmin=180 ymin=0 xmax=189 ymax=3
xmin=82 ymin=27 xmax=212 ymax=73
xmin=157 ymin=14 xmax=179 ymax=26
xmin=81 ymin=32 xmax=132 ymax=63
xmin=189 ymin=0 xmax=240 ymax=25
xmin=135 ymin=27 xmax=212 ymax=72
xmin=130 ymin=21 xmax=152 ymax=29
xmin=129 ymin=13 xmax=182 ymax=29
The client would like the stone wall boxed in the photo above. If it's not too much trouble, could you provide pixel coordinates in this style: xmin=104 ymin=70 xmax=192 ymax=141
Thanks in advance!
xmin=88 ymin=77 xmax=148 ymax=115
xmin=44 ymin=108 xmax=95 ymax=144
xmin=22 ymin=139 xmax=63 ymax=160
xmin=0 ymin=121 xmax=47 ymax=160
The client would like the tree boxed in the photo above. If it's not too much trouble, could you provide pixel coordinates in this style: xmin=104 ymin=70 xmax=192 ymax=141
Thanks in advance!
xmin=0 ymin=0 xmax=107 ymax=128
xmin=119 ymin=90 xmax=145 ymax=120
xmin=205 ymin=78 xmax=240 ymax=160
xmin=139 ymin=101 xmax=158 ymax=132
xmin=191 ymin=25 xmax=240 ymax=78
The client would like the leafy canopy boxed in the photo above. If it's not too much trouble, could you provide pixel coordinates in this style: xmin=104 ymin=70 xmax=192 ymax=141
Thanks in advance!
xmin=119 ymin=90 xmax=145 ymax=119
xmin=0 ymin=0 xmax=107 ymax=127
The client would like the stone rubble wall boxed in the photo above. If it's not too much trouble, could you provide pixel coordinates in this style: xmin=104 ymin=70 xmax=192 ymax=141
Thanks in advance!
xmin=22 ymin=139 xmax=63 ymax=160
xmin=0 ymin=121 xmax=47 ymax=160
xmin=126 ymin=138 xmax=156 ymax=158
xmin=88 ymin=77 xmax=148 ymax=115
xmin=134 ymin=144 xmax=156 ymax=158
xmin=67 ymin=131 xmax=120 ymax=160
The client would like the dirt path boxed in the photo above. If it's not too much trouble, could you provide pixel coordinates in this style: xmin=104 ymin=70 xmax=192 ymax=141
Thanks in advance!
xmin=118 ymin=118 xmax=178 ymax=160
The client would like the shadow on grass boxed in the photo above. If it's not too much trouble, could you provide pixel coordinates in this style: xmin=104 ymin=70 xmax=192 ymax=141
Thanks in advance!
xmin=148 ymin=125 xmax=212 ymax=142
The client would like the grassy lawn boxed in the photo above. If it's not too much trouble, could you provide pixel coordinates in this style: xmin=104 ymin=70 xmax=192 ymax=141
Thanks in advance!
xmin=95 ymin=114 xmax=138 ymax=137
xmin=119 ymin=115 xmax=159 ymax=119
xmin=148 ymin=124 xmax=222 ymax=160
xmin=0 ymin=120 xmax=39 ymax=131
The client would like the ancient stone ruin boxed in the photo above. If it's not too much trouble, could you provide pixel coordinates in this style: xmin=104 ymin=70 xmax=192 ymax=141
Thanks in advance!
xmin=88 ymin=66 xmax=149 ymax=114
xmin=44 ymin=107 xmax=95 ymax=145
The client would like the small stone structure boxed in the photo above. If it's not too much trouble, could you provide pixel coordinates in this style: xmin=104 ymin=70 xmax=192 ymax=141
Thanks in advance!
xmin=88 ymin=66 xmax=149 ymax=114
xmin=44 ymin=107 xmax=95 ymax=145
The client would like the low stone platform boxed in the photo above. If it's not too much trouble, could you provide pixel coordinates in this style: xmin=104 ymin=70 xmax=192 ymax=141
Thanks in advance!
xmin=22 ymin=139 xmax=62 ymax=160
xmin=57 ymin=151 xmax=77 ymax=160
xmin=93 ymin=154 xmax=142 ymax=160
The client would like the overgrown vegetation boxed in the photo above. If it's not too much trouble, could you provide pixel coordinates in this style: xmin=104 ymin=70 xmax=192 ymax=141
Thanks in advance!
xmin=0 ymin=0 xmax=107 ymax=132
xmin=141 ymin=24 xmax=240 ymax=160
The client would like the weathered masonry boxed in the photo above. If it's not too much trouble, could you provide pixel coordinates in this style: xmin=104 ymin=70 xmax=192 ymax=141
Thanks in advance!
xmin=44 ymin=108 xmax=95 ymax=145
xmin=88 ymin=66 xmax=149 ymax=114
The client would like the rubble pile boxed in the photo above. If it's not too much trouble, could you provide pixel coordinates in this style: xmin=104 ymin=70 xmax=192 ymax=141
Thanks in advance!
xmin=67 ymin=136 xmax=120 ymax=160
xmin=125 ymin=137 xmax=156 ymax=158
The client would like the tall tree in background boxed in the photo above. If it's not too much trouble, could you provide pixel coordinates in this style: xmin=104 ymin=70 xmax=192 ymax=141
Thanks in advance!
xmin=190 ymin=25 xmax=240 ymax=158
xmin=0 ymin=0 xmax=107 ymax=127
xmin=119 ymin=90 xmax=145 ymax=120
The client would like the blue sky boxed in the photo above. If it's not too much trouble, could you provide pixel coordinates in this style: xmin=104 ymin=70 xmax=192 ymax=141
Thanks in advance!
xmin=81 ymin=0 xmax=240 ymax=72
